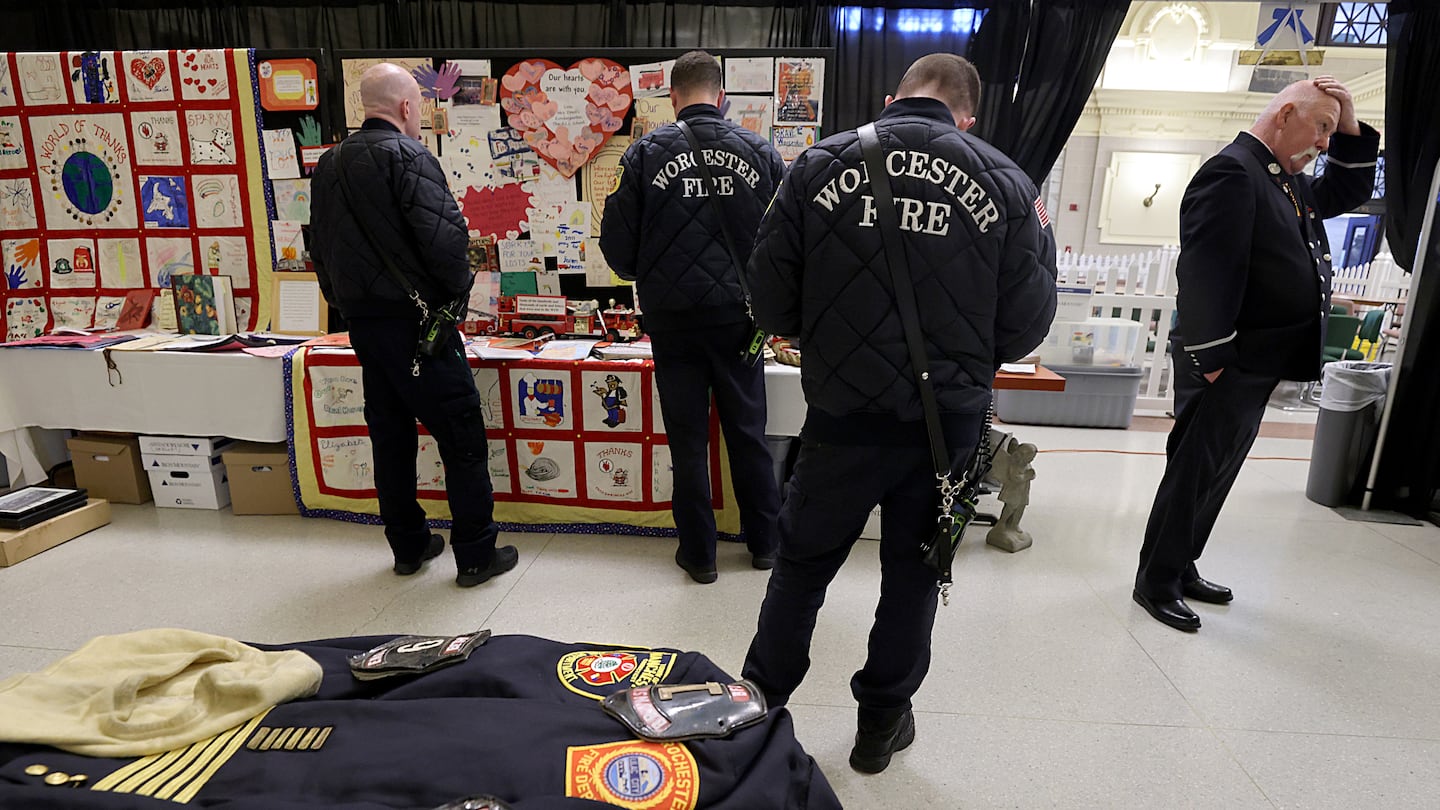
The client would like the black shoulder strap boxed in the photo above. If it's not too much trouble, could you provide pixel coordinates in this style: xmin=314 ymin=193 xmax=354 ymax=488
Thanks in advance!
xmin=333 ymin=140 xmax=427 ymax=317
xmin=856 ymin=122 xmax=950 ymax=481
xmin=675 ymin=119 xmax=755 ymax=310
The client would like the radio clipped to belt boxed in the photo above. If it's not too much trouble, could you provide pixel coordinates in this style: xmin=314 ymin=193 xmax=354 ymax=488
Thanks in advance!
xmin=676 ymin=120 xmax=766 ymax=366
xmin=858 ymin=122 xmax=995 ymax=606
xmin=334 ymin=141 xmax=472 ymax=376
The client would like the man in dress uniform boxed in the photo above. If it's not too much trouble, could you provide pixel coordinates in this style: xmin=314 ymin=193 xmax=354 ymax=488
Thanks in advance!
xmin=1133 ymin=77 xmax=1380 ymax=632
xmin=600 ymin=51 xmax=786 ymax=584
xmin=741 ymin=54 xmax=1057 ymax=773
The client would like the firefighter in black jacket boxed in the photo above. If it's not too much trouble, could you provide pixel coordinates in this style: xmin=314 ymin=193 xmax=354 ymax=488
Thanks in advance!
xmin=600 ymin=52 xmax=787 ymax=584
xmin=311 ymin=63 xmax=517 ymax=588
xmin=1133 ymin=76 xmax=1380 ymax=632
xmin=740 ymin=54 xmax=1057 ymax=773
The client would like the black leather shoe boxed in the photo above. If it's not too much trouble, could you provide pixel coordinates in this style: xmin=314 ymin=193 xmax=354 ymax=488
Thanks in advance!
xmin=456 ymin=545 xmax=518 ymax=587
xmin=675 ymin=549 xmax=717 ymax=584
xmin=849 ymin=709 xmax=915 ymax=774
xmin=1132 ymin=590 xmax=1200 ymax=632
xmin=1182 ymin=577 xmax=1233 ymax=604
xmin=393 ymin=534 xmax=444 ymax=576
xmin=751 ymin=553 xmax=776 ymax=570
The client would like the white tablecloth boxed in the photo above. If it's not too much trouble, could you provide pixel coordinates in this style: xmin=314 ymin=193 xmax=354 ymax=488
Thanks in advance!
xmin=763 ymin=364 xmax=805 ymax=438
xmin=0 ymin=348 xmax=287 ymax=485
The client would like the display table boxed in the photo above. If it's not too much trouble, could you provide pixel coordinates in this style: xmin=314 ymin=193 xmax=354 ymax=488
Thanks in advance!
xmin=0 ymin=347 xmax=286 ymax=485
xmin=288 ymin=347 xmax=739 ymax=536
xmin=1 ymin=342 xmax=1065 ymax=539
xmin=764 ymin=364 xmax=1065 ymax=435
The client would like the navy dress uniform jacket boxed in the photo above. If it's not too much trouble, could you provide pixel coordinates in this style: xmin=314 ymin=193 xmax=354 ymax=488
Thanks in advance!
xmin=0 ymin=635 xmax=840 ymax=810
xmin=1174 ymin=124 xmax=1381 ymax=381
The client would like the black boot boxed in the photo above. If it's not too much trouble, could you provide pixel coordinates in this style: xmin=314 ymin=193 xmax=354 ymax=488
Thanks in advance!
xmin=849 ymin=707 xmax=915 ymax=774
xmin=393 ymin=534 xmax=445 ymax=576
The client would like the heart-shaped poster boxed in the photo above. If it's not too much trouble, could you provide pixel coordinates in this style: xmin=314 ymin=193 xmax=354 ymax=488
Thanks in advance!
xmin=499 ymin=58 xmax=632 ymax=179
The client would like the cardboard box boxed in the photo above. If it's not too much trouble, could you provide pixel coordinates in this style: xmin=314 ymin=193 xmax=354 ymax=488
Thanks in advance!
xmin=0 ymin=499 xmax=111 ymax=567
xmin=67 ymin=433 xmax=152 ymax=504
xmin=147 ymin=457 xmax=230 ymax=510
xmin=222 ymin=443 xmax=297 ymax=515
xmin=138 ymin=435 xmax=234 ymax=458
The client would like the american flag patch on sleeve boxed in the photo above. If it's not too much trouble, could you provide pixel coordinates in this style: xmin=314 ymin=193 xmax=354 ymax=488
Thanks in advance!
xmin=1033 ymin=196 xmax=1050 ymax=228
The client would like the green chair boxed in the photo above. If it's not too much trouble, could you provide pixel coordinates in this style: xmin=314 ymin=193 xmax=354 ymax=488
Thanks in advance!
xmin=1355 ymin=309 xmax=1385 ymax=360
xmin=1305 ymin=314 xmax=1362 ymax=405
xmin=1321 ymin=314 xmax=1363 ymax=363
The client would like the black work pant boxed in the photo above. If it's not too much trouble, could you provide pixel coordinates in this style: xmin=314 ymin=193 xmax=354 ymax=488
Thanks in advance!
xmin=649 ymin=322 xmax=779 ymax=565
xmin=349 ymin=319 xmax=499 ymax=570
xmin=742 ymin=435 xmax=976 ymax=713
xmin=1136 ymin=347 xmax=1280 ymax=600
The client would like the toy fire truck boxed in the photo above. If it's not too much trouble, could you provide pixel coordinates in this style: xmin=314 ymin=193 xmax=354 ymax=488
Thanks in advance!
xmin=479 ymin=295 xmax=642 ymax=342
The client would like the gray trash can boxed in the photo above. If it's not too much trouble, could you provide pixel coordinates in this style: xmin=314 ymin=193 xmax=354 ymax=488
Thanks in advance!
xmin=1305 ymin=361 xmax=1391 ymax=506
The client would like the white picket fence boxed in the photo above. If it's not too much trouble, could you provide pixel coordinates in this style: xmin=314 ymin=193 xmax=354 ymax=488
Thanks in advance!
xmin=1051 ymin=248 xmax=1411 ymax=415
xmin=1331 ymin=251 xmax=1410 ymax=301
xmin=1054 ymin=248 xmax=1179 ymax=412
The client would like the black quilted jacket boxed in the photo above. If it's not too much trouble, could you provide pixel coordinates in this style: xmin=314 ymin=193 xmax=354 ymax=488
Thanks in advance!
xmin=310 ymin=120 xmax=471 ymax=320
xmin=747 ymin=98 xmax=1058 ymax=426
xmin=599 ymin=104 xmax=786 ymax=333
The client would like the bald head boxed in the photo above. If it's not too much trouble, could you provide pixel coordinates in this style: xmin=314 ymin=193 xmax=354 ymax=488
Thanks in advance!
xmin=361 ymin=63 xmax=423 ymax=139
xmin=1251 ymin=79 xmax=1342 ymax=174
xmin=891 ymin=53 xmax=981 ymax=130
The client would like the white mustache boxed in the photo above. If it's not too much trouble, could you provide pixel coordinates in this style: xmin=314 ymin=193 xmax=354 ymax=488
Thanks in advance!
xmin=1291 ymin=146 xmax=1321 ymax=166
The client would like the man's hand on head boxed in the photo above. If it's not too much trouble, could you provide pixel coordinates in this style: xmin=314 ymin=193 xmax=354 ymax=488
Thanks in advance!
xmin=1313 ymin=76 xmax=1359 ymax=136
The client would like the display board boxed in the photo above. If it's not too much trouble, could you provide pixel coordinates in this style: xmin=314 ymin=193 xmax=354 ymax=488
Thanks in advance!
xmin=0 ymin=49 xmax=274 ymax=339
xmin=332 ymin=49 xmax=832 ymax=322
xmin=288 ymin=347 xmax=740 ymax=535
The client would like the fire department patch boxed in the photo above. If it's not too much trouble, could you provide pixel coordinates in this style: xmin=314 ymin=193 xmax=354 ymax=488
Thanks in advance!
xmin=558 ymin=649 xmax=677 ymax=700
xmin=566 ymin=739 xmax=699 ymax=809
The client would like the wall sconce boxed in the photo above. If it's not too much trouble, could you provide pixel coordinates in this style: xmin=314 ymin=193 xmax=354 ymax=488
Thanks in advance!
xmin=1142 ymin=183 xmax=1162 ymax=208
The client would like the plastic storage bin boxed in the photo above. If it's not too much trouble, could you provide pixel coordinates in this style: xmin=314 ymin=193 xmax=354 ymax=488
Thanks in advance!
xmin=1035 ymin=317 xmax=1144 ymax=368
xmin=994 ymin=364 xmax=1143 ymax=428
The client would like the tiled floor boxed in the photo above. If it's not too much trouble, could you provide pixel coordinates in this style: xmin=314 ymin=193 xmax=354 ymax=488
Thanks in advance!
xmin=3 ymin=407 xmax=1439 ymax=808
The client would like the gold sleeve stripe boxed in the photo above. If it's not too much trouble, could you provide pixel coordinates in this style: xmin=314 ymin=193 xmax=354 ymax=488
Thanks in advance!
xmin=107 ymin=748 xmax=188 ymax=794
xmin=171 ymin=712 xmax=270 ymax=804
xmin=136 ymin=726 xmax=237 ymax=795
xmin=91 ymin=710 xmax=271 ymax=801
xmin=246 ymin=728 xmax=271 ymax=751
xmin=91 ymin=750 xmax=169 ymax=793
xmin=311 ymin=727 xmax=332 ymax=749
xmin=296 ymin=728 xmax=319 ymax=750
xmin=282 ymin=729 xmax=305 ymax=751
xmin=274 ymin=728 xmax=299 ymax=750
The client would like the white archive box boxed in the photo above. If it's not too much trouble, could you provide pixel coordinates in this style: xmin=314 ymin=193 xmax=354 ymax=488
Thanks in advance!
xmin=138 ymin=435 xmax=235 ymax=458
xmin=145 ymin=454 xmax=231 ymax=510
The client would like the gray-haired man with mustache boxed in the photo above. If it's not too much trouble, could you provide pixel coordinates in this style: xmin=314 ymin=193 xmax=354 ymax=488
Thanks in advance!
xmin=1133 ymin=76 xmax=1380 ymax=632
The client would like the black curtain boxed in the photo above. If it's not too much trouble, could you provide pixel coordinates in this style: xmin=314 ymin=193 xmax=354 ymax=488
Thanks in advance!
xmin=4 ymin=0 xmax=831 ymax=53
xmin=1372 ymin=0 xmax=1440 ymax=518
xmin=974 ymin=0 xmax=1127 ymax=185
xmin=829 ymin=4 xmax=989 ymax=134
xmin=827 ymin=0 xmax=1123 ymax=186
xmin=619 ymin=1 xmax=831 ymax=48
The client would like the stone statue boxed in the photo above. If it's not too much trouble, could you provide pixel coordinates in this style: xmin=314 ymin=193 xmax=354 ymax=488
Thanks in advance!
xmin=985 ymin=434 xmax=1038 ymax=552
